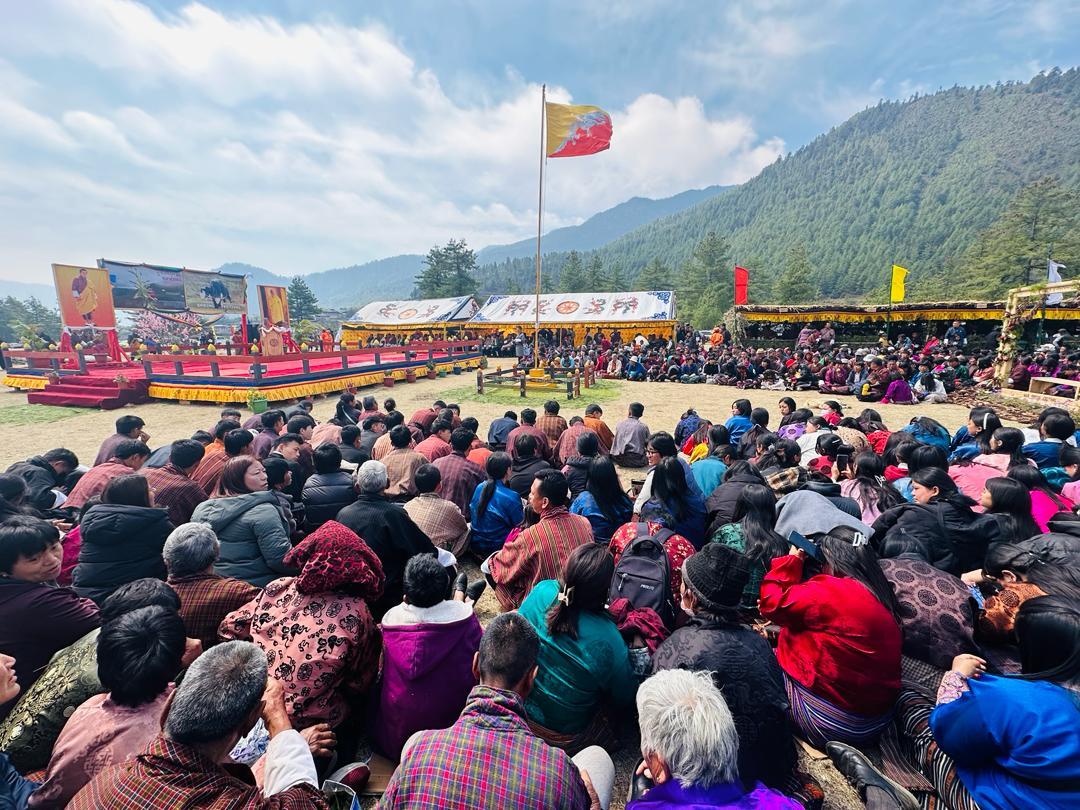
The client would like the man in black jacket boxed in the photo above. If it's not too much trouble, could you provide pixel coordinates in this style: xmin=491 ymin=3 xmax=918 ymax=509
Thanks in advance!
xmin=301 ymin=444 xmax=358 ymax=531
xmin=6 ymin=448 xmax=79 ymax=510
xmin=336 ymin=459 xmax=437 ymax=619
xmin=507 ymin=434 xmax=551 ymax=498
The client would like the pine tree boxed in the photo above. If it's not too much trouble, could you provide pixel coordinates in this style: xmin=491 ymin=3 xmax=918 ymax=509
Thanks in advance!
xmin=635 ymin=258 xmax=673 ymax=290
xmin=286 ymin=276 xmax=320 ymax=321
xmin=607 ymin=262 xmax=625 ymax=292
xmin=678 ymin=231 xmax=732 ymax=327
xmin=585 ymin=254 xmax=607 ymax=291
xmin=559 ymin=251 xmax=587 ymax=292
xmin=414 ymin=239 xmax=478 ymax=298
xmin=957 ymin=177 xmax=1080 ymax=298
xmin=774 ymin=245 xmax=817 ymax=303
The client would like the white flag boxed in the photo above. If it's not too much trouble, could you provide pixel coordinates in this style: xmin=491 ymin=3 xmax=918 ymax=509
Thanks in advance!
xmin=1048 ymin=259 xmax=1066 ymax=305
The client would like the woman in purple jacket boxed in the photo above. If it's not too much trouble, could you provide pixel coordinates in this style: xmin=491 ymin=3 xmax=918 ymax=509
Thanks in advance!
xmin=0 ymin=517 xmax=100 ymax=723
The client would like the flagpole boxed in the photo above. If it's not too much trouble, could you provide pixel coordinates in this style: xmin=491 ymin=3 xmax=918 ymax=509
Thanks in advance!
xmin=533 ymin=84 xmax=546 ymax=369
xmin=1040 ymin=244 xmax=1052 ymax=345
xmin=886 ymin=265 xmax=894 ymax=345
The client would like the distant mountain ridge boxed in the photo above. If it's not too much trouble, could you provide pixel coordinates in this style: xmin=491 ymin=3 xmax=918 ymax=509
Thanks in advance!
xmin=0 ymin=186 xmax=731 ymax=310
xmin=475 ymin=186 xmax=729 ymax=266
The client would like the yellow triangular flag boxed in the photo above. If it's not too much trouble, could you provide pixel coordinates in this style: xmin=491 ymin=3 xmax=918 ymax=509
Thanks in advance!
xmin=891 ymin=265 xmax=908 ymax=303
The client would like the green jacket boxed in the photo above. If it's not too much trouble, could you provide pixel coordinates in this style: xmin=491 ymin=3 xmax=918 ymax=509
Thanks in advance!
xmin=518 ymin=579 xmax=637 ymax=734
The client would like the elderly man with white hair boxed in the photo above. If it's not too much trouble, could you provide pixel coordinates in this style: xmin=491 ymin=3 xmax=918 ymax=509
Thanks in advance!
xmin=70 ymin=641 xmax=330 ymax=808
xmin=627 ymin=669 xmax=799 ymax=809
xmin=337 ymin=459 xmax=438 ymax=619
xmin=164 ymin=523 xmax=259 ymax=649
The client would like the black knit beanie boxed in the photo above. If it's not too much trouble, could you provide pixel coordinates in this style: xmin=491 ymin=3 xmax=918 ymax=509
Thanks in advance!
xmin=683 ymin=543 xmax=751 ymax=612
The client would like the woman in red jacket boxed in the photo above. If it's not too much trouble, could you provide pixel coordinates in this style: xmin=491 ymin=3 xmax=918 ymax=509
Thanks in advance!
xmin=759 ymin=532 xmax=902 ymax=748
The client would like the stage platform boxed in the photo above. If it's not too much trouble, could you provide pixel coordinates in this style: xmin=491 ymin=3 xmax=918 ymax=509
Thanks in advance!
xmin=2 ymin=342 xmax=482 ymax=406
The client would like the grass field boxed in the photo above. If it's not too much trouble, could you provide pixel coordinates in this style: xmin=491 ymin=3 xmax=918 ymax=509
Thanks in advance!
xmin=0 ymin=404 xmax=86 ymax=425
xmin=441 ymin=377 xmax=623 ymax=407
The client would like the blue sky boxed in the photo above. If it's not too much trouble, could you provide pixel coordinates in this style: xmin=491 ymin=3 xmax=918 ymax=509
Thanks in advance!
xmin=0 ymin=0 xmax=1077 ymax=282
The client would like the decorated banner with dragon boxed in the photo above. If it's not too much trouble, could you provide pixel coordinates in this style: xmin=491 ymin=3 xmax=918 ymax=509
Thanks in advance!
xmin=346 ymin=296 xmax=479 ymax=326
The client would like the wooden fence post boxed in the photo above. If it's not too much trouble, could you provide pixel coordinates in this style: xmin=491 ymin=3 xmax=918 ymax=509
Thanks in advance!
xmin=519 ymin=375 xmax=526 ymax=398
xmin=476 ymin=369 xmax=484 ymax=395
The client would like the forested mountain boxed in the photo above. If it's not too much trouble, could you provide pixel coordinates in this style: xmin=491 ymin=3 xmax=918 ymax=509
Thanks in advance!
xmin=597 ymin=69 xmax=1080 ymax=301
xmin=475 ymin=69 xmax=1080 ymax=320
xmin=474 ymin=186 xmax=729 ymax=265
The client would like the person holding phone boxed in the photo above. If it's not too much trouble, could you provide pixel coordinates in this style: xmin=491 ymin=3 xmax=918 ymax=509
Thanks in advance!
xmin=759 ymin=531 xmax=902 ymax=748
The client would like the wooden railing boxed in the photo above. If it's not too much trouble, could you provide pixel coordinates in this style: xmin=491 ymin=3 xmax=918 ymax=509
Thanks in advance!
xmin=1 ymin=340 xmax=483 ymax=381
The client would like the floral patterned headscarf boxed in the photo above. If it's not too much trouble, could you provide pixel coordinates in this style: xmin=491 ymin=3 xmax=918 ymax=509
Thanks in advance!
xmin=283 ymin=520 xmax=385 ymax=600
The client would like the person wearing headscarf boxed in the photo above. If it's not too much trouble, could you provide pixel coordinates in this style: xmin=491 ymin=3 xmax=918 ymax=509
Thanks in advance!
xmin=219 ymin=520 xmax=385 ymax=731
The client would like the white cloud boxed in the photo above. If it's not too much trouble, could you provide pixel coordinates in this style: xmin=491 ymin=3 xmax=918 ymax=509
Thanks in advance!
xmin=0 ymin=0 xmax=785 ymax=278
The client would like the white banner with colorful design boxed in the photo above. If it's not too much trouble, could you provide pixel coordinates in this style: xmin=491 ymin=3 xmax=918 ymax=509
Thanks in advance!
xmin=346 ymin=296 xmax=479 ymax=326
xmin=470 ymin=291 xmax=675 ymax=324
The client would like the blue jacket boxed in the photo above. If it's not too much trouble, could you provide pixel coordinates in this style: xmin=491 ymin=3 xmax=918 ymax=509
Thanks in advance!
xmin=1024 ymin=439 xmax=1066 ymax=469
xmin=725 ymin=415 xmax=753 ymax=445
xmin=468 ymin=480 xmax=524 ymax=555
xmin=570 ymin=491 xmax=632 ymax=545
xmin=690 ymin=457 xmax=727 ymax=498
xmin=930 ymin=675 xmax=1080 ymax=810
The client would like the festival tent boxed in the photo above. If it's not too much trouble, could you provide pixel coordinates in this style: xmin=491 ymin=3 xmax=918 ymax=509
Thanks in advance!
xmin=468 ymin=290 xmax=677 ymax=342
xmin=338 ymin=296 xmax=480 ymax=346
xmin=735 ymin=300 xmax=1080 ymax=324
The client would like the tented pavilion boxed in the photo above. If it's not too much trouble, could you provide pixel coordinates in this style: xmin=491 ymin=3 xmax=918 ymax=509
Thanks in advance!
xmin=468 ymin=290 xmax=677 ymax=343
xmin=339 ymin=296 xmax=479 ymax=347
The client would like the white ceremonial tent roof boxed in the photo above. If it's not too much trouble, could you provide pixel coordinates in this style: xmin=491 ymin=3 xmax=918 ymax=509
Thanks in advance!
xmin=469 ymin=291 xmax=675 ymax=324
xmin=346 ymin=296 xmax=479 ymax=326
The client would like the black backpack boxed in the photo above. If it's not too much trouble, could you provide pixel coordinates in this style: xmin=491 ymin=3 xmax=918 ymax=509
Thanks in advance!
xmin=608 ymin=523 xmax=675 ymax=628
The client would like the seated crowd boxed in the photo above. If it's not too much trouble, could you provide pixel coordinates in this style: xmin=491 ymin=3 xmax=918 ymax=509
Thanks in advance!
xmin=491 ymin=319 xmax=1080 ymax=403
xmin=0 ymin=387 xmax=1078 ymax=810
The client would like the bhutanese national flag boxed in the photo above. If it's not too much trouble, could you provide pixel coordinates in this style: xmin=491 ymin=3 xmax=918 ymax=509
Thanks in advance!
xmin=890 ymin=264 xmax=908 ymax=303
xmin=546 ymin=102 xmax=612 ymax=158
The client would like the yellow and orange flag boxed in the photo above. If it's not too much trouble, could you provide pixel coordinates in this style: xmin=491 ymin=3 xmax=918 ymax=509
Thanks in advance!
xmin=545 ymin=102 xmax=612 ymax=158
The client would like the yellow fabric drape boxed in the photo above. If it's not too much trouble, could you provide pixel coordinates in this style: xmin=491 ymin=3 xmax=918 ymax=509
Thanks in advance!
xmin=890 ymin=265 xmax=908 ymax=303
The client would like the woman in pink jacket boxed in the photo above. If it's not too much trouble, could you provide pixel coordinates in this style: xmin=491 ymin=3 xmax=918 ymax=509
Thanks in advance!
xmin=948 ymin=427 xmax=1032 ymax=510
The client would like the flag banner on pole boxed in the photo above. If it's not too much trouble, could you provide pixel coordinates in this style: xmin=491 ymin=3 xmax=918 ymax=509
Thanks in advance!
xmin=1048 ymin=259 xmax=1067 ymax=305
xmin=890 ymin=264 xmax=908 ymax=303
xmin=734 ymin=266 xmax=749 ymax=305
xmin=545 ymin=102 xmax=612 ymax=158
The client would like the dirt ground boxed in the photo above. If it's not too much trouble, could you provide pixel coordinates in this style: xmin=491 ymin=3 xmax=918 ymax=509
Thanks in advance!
xmin=0 ymin=375 xmax=979 ymax=472
xmin=1 ymin=376 xmax=983 ymax=808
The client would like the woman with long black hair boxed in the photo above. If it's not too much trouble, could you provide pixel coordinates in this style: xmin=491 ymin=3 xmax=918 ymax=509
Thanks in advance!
xmin=980 ymin=478 xmax=1042 ymax=542
xmin=760 ymin=532 xmax=901 ymax=748
xmin=647 ymin=456 xmax=707 ymax=548
xmin=872 ymin=467 xmax=1003 ymax=575
xmin=737 ymin=407 xmax=771 ymax=460
xmin=468 ymin=452 xmax=523 ymax=556
xmin=517 ymin=543 xmax=636 ymax=751
xmin=840 ymin=452 xmax=904 ymax=525
xmin=1007 ymin=464 xmax=1075 ymax=532
xmin=896 ymin=597 xmax=1080 ymax=810
xmin=777 ymin=397 xmax=798 ymax=427
xmin=570 ymin=457 xmax=633 ymax=545
xmin=710 ymin=482 xmax=785 ymax=608
xmin=949 ymin=406 xmax=1003 ymax=461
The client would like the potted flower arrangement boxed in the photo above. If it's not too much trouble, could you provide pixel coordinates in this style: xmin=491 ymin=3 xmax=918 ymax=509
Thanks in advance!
xmin=425 ymin=360 xmax=437 ymax=380
xmin=405 ymin=367 xmax=417 ymax=383
xmin=246 ymin=389 xmax=269 ymax=414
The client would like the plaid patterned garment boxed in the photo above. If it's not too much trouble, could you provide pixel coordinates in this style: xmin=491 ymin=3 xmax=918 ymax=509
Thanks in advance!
xmin=489 ymin=507 xmax=593 ymax=610
xmin=382 ymin=447 xmax=427 ymax=498
xmin=536 ymin=414 xmax=568 ymax=448
xmin=193 ymin=451 xmax=229 ymax=496
xmin=68 ymin=735 xmax=329 ymax=809
xmin=377 ymin=685 xmax=592 ymax=810
xmin=403 ymin=493 xmax=469 ymax=557
xmin=64 ymin=460 xmax=131 ymax=510
xmin=168 ymin=572 xmax=260 ymax=649
xmin=142 ymin=464 xmax=208 ymax=525
xmin=432 ymin=452 xmax=485 ymax=516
